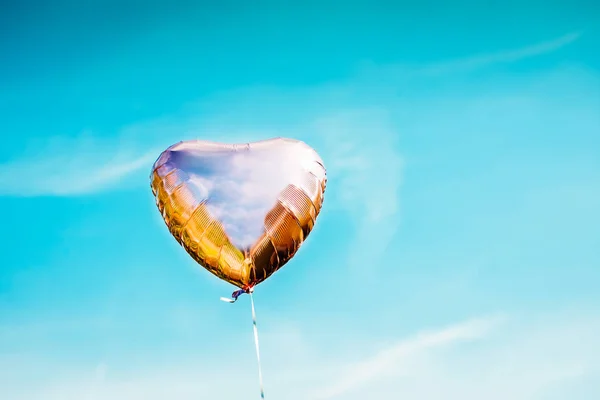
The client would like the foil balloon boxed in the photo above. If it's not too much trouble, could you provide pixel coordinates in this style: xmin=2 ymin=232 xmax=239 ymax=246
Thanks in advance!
xmin=150 ymin=137 xmax=327 ymax=291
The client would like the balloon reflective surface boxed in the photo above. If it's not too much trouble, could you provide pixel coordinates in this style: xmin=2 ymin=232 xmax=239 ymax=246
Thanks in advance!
xmin=150 ymin=137 xmax=327 ymax=289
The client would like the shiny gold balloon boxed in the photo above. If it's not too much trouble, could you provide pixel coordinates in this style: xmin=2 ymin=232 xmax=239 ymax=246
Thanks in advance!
xmin=150 ymin=137 xmax=327 ymax=289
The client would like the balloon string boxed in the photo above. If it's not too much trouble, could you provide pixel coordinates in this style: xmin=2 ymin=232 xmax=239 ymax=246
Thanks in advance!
xmin=250 ymin=292 xmax=265 ymax=399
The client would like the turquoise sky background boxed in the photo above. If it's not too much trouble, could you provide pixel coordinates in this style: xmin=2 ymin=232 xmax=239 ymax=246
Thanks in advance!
xmin=1 ymin=1 xmax=599 ymax=399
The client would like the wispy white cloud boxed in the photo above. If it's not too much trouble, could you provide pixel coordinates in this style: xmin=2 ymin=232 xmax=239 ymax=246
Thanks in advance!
xmin=363 ymin=31 xmax=584 ymax=79
xmin=420 ymin=31 xmax=582 ymax=75
xmin=316 ymin=310 xmax=599 ymax=400
xmin=311 ymin=108 xmax=403 ymax=271
xmin=0 ymin=133 xmax=159 ymax=196
xmin=313 ymin=314 xmax=505 ymax=399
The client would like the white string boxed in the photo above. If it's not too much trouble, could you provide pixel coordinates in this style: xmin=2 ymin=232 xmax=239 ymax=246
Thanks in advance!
xmin=250 ymin=292 xmax=265 ymax=399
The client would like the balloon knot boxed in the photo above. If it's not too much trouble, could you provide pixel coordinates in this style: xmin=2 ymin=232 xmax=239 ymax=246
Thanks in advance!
xmin=220 ymin=284 xmax=255 ymax=303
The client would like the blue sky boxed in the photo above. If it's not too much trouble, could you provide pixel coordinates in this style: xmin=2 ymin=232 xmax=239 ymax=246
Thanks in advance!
xmin=1 ymin=1 xmax=599 ymax=399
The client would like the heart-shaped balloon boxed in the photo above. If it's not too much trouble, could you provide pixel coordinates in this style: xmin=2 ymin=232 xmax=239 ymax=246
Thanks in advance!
xmin=150 ymin=137 xmax=327 ymax=289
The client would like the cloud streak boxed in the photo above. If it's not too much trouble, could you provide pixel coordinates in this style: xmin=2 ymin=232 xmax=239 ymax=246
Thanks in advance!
xmin=314 ymin=311 xmax=599 ymax=400
xmin=0 ymin=133 xmax=158 ymax=197
xmin=421 ymin=31 xmax=582 ymax=75
xmin=313 ymin=315 xmax=505 ymax=399
xmin=313 ymin=108 xmax=403 ymax=271
xmin=363 ymin=31 xmax=583 ymax=79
